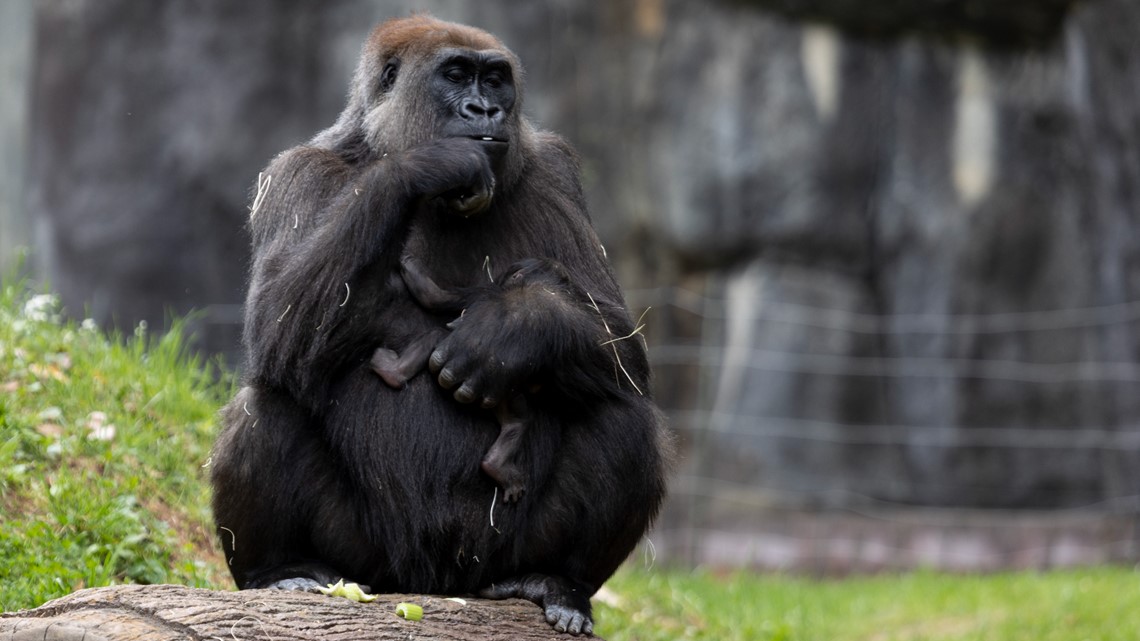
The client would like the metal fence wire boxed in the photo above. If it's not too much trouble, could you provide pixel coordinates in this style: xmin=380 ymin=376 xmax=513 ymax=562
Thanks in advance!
xmin=625 ymin=274 xmax=1140 ymax=574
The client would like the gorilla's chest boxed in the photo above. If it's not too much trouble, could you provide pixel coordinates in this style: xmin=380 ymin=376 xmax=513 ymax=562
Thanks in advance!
xmin=403 ymin=202 xmax=534 ymax=289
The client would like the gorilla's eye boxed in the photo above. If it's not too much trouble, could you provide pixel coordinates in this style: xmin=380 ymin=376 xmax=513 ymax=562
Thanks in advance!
xmin=484 ymin=73 xmax=504 ymax=89
xmin=444 ymin=68 xmax=468 ymax=84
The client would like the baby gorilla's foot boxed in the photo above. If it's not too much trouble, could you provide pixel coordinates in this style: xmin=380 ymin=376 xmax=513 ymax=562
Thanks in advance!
xmin=481 ymin=458 xmax=526 ymax=503
xmin=370 ymin=348 xmax=409 ymax=389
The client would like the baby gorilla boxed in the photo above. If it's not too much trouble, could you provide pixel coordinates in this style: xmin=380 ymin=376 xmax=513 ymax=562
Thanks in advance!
xmin=371 ymin=257 xmax=570 ymax=502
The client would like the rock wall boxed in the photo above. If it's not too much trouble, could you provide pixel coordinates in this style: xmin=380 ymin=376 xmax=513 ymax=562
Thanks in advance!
xmin=623 ymin=0 xmax=1140 ymax=513
xmin=0 ymin=0 xmax=33 ymax=270
xmin=28 ymin=0 xmax=338 ymax=359
xmin=19 ymin=0 xmax=1140 ymax=528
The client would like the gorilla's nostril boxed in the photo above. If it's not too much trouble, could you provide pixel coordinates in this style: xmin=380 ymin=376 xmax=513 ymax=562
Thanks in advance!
xmin=462 ymin=101 xmax=486 ymax=118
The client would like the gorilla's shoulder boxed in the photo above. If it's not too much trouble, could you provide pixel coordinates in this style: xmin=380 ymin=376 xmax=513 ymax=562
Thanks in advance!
xmin=522 ymin=131 xmax=585 ymax=207
xmin=262 ymin=145 xmax=353 ymax=187
xmin=529 ymin=130 xmax=582 ymax=172
xmin=270 ymin=145 xmax=348 ymax=170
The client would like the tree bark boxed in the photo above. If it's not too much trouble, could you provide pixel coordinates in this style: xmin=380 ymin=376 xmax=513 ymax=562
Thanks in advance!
xmin=0 ymin=585 xmax=596 ymax=641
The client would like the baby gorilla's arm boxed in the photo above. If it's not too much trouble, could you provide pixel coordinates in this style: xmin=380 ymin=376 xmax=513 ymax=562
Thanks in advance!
xmin=370 ymin=328 xmax=449 ymax=388
xmin=400 ymin=256 xmax=466 ymax=312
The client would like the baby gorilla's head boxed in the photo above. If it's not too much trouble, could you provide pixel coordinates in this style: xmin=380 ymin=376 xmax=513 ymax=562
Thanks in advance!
xmin=500 ymin=258 xmax=572 ymax=291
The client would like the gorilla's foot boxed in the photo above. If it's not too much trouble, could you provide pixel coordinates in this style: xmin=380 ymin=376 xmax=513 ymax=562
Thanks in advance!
xmin=479 ymin=573 xmax=594 ymax=635
xmin=266 ymin=576 xmax=325 ymax=592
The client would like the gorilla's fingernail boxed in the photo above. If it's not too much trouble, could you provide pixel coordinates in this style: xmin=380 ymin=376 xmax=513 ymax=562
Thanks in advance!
xmin=429 ymin=351 xmax=446 ymax=372
xmin=439 ymin=369 xmax=458 ymax=388
xmin=454 ymin=386 xmax=476 ymax=403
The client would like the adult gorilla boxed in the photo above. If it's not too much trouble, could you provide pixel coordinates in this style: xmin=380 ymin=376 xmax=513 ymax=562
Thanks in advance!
xmin=211 ymin=15 xmax=670 ymax=636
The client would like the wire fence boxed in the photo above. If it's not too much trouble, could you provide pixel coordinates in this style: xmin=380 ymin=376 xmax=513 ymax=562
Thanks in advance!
xmin=200 ymin=278 xmax=1140 ymax=572
xmin=625 ymin=279 xmax=1140 ymax=573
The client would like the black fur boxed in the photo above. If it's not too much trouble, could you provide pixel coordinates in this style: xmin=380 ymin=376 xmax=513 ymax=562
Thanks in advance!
xmin=210 ymin=15 xmax=670 ymax=635
xmin=371 ymin=257 xmax=575 ymax=503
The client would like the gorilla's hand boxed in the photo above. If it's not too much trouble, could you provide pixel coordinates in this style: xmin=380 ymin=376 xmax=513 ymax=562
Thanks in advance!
xmin=399 ymin=137 xmax=507 ymax=217
xmin=427 ymin=287 xmax=563 ymax=409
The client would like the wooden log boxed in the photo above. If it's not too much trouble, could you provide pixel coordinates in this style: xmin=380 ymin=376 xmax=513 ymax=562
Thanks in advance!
xmin=0 ymin=585 xmax=600 ymax=641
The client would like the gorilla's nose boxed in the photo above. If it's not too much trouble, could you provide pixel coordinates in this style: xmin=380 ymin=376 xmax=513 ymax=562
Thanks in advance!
xmin=460 ymin=99 xmax=502 ymax=123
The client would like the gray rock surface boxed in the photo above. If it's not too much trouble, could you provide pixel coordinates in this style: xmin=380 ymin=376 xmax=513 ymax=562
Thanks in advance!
xmin=17 ymin=0 xmax=1140 ymax=529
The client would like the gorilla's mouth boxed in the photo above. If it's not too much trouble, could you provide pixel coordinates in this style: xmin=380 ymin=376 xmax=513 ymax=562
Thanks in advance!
xmin=471 ymin=135 xmax=509 ymax=144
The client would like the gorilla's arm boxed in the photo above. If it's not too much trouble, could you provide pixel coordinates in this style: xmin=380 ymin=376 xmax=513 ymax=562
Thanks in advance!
xmin=428 ymin=137 xmax=651 ymax=408
xmin=242 ymin=138 xmax=497 ymax=407
xmin=429 ymin=274 xmax=645 ymax=407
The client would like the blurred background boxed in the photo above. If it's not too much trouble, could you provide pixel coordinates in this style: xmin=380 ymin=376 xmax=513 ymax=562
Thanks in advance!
xmin=2 ymin=0 xmax=1139 ymax=574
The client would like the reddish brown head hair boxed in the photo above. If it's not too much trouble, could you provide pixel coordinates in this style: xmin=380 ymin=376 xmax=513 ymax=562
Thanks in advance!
xmin=365 ymin=14 xmax=506 ymax=60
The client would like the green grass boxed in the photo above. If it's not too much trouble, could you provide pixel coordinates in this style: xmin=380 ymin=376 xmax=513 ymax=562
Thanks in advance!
xmin=2 ymin=277 xmax=1138 ymax=640
xmin=0 ymin=278 xmax=231 ymax=611
xmin=596 ymin=565 xmax=1140 ymax=641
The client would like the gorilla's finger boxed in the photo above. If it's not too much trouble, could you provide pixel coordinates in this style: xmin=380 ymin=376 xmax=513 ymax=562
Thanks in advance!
xmin=429 ymin=349 xmax=449 ymax=374
xmin=476 ymin=376 xmax=513 ymax=411
xmin=453 ymin=383 xmax=478 ymax=404
xmin=437 ymin=367 xmax=460 ymax=390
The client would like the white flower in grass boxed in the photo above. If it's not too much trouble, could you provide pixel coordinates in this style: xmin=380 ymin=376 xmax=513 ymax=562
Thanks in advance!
xmin=23 ymin=294 xmax=59 ymax=322
xmin=86 ymin=411 xmax=116 ymax=441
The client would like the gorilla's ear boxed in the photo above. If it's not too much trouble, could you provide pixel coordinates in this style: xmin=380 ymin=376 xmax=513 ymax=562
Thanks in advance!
xmin=379 ymin=58 xmax=401 ymax=93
